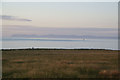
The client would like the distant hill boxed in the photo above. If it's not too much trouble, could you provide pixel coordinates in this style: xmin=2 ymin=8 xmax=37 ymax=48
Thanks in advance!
xmin=11 ymin=34 xmax=117 ymax=39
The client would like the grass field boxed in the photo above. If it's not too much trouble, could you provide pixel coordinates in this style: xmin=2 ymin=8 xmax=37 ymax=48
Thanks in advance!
xmin=2 ymin=49 xmax=119 ymax=78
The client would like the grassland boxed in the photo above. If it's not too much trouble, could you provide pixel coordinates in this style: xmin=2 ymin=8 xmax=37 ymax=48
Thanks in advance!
xmin=2 ymin=49 xmax=119 ymax=78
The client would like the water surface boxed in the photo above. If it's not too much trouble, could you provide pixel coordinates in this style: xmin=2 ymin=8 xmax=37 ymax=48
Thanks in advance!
xmin=2 ymin=38 xmax=118 ymax=50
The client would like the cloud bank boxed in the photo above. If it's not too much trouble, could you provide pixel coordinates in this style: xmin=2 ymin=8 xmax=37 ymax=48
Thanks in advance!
xmin=0 ymin=15 xmax=32 ymax=22
xmin=2 ymin=25 xmax=118 ymax=39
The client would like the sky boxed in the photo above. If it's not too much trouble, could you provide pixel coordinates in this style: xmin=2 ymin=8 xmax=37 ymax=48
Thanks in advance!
xmin=1 ymin=0 xmax=119 ymax=2
xmin=1 ymin=2 xmax=118 ymax=39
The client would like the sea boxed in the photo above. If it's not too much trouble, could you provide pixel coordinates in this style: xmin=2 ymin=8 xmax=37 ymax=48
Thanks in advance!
xmin=1 ymin=38 xmax=118 ymax=50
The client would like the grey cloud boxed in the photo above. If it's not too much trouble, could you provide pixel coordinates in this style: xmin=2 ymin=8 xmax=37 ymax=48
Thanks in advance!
xmin=0 ymin=15 xmax=32 ymax=22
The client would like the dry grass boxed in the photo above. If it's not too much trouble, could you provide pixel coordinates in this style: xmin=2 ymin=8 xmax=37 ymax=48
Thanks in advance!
xmin=2 ymin=49 xmax=119 ymax=78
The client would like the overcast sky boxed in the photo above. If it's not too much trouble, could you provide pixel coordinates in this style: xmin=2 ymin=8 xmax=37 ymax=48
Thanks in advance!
xmin=1 ymin=2 xmax=118 ymax=38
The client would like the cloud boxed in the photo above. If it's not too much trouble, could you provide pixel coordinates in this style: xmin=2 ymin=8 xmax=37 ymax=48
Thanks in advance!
xmin=0 ymin=15 xmax=32 ymax=22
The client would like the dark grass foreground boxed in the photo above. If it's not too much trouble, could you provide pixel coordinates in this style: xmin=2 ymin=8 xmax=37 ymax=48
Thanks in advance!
xmin=2 ymin=49 xmax=120 ymax=78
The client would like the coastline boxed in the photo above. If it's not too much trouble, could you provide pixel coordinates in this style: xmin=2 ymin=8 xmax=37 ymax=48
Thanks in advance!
xmin=1 ymin=48 xmax=119 ymax=51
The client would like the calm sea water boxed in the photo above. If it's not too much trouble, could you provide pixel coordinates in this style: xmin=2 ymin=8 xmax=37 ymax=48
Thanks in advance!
xmin=1 ymin=38 xmax=118 ymax=50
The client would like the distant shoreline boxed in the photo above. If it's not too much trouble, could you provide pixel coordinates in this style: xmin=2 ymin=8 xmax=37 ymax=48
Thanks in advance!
xmin=1 ymin=48 xmax=119 ymax=51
